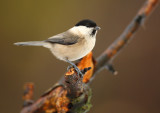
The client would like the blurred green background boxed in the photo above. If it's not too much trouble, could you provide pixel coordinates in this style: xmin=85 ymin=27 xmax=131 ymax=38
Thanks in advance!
xmin=0 ymin=0 xmax=160 ymax=113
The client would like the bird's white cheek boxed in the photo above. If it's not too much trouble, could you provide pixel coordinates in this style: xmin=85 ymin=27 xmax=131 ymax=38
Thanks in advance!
xmin=70 ymin=26 xmax=93 ymax=37
xmin=83 ymin=37 xmax=96 ymax=54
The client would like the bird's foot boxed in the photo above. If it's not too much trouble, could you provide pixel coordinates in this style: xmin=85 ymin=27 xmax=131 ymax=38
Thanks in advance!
xmin=73 ymin=65 xmax=83 ymax=78
xmin=67 ymin=65 xmax=73 ymax=71
xmin=67 ymin=65 xmax=83 ymax=78
xmin=66 ymin=59 xmax=83 ymax=79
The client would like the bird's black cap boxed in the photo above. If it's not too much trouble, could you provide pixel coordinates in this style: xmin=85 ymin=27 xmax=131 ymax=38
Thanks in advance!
xmin=75 ymin=19 xmax=97 ymax=28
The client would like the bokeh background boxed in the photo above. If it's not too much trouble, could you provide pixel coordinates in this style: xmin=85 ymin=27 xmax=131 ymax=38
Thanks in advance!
xmin=0 ymin=0 xmax=160 ymax=113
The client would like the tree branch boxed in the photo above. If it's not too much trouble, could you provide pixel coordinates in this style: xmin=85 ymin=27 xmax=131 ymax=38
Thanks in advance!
xmin=20 ymin=0 xmax=159 ymax=113
xmin=93 ymin=0 xmax=159 ymax=79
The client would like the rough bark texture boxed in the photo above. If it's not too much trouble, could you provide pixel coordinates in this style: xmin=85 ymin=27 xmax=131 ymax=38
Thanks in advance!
xmin=20 ymin=0 xmax=159 ymax=113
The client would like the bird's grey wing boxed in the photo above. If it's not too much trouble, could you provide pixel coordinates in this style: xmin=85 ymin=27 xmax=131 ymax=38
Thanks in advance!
xmin=45 ymin=31 xmax=79 ymax=45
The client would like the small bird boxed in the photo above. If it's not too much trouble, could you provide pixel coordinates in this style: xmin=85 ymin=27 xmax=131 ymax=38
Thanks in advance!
xmin=14 ymin=19 xmax=100 ymax=76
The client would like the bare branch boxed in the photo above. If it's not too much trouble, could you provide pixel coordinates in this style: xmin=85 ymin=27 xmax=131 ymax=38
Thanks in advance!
xmin=93 ymin=0 xmax=159 ymax=79
xmin=23 ymin=83 xmax=34 ymax=107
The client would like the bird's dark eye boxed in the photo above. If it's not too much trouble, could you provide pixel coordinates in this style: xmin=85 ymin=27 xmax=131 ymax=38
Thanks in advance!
xmin=91 ymin=29 xmax=96 ymax=36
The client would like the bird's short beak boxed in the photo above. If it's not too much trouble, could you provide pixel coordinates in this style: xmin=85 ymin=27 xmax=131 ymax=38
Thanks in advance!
xmin=95 ymin=26 xmax=101 ymax=30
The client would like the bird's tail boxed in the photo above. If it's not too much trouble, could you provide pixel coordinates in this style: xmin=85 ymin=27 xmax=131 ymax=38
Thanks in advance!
xmin=14 ymin=41 xmax=45 ymax=46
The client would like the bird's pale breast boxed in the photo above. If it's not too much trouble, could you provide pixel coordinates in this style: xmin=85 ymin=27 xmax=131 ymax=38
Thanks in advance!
xmin=50 ymin=37 xmax=96 ymax=61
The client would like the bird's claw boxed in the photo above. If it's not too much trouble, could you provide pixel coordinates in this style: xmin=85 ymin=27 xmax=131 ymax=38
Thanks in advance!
xmin=73 ymin=66 xmax=83 ymax=78
xmin=67 ymin=65 xmax=83 ymax=78
xmin=67 ymin=65 xmax=73 ymax=71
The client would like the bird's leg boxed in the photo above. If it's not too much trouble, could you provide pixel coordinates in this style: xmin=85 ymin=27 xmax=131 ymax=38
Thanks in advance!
xmin=66 ymin=59 xmax=83 ymax=78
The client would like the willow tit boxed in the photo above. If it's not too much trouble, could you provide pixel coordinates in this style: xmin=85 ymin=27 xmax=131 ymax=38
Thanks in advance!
xmin=14 ymin=19 xmax=100 ymax=76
